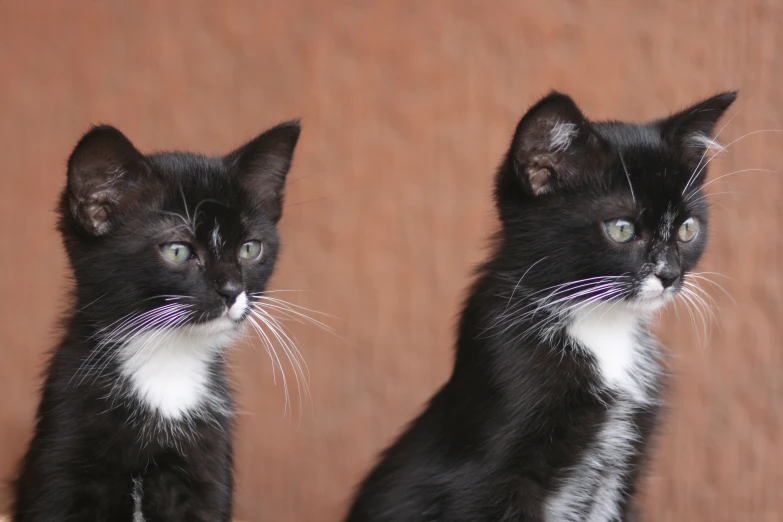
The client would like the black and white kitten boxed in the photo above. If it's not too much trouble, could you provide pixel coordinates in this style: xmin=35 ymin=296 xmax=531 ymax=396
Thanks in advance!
xmin=13 ymin=121 xmax=301 ymax=521
xmin=344 ymin=92 xmax=735 ymax=521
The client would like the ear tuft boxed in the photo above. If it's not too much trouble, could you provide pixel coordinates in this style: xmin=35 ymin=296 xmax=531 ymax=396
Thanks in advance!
xmin=224 ymin=120 xmax=301 ymax=222
xmin=67 ymin=125 xmax=149 ymax=235
xmin=659 ymin=91 xmax=737 ymax=168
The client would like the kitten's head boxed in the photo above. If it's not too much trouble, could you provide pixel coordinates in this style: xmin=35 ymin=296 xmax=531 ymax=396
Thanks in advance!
xmin=60 ymin=122 xmax=300 ymax=342
xmin=494 ymin=91 xmax=735 ymax=314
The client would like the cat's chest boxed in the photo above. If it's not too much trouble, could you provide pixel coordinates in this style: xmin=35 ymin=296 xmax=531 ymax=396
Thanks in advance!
xmin=542 ymin=305 xmax=660 ymax=522
xmin=118 ymin=323 xmax=238 ymax=422
xmin=565 ymin=304 xmax=658 ymax=403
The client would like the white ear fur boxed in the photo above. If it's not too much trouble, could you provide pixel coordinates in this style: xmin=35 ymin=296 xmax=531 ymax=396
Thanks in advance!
xmin=549 ymin=121 xmax=579 ymax=152
xmin=688 ymin=133 xmax=726 ymax=156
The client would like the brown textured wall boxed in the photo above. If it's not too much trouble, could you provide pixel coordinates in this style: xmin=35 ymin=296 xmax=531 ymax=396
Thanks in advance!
xmin=1 ymin=1 xmax=781 ymax=520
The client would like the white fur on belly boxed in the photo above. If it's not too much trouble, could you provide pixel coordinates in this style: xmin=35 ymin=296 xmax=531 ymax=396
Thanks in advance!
xmin=119 ymin=318 xmax=241 ymax=420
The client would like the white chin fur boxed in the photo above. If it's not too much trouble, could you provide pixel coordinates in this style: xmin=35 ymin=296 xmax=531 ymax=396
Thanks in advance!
xmin=627 ymin=276 xmax=676 ymax=314
xmin=119 ymin=317 xmax=244 ymax=421
xmin=228 ymin=291 xmax=248 ymax=320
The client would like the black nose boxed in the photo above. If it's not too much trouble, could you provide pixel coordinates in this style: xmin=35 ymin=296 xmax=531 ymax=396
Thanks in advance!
xmin=217 ymin=282 xmax=242 ymax=306
xmin=655 ymin=266 xmax=680 ymax=288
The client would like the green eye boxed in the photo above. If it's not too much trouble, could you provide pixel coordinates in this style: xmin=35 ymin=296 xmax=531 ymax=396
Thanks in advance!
xmin=604 ymin=219 xmax=636 ymax=243
xmin=239 ymin=241 xmax=263 ymax=261
xmin=160 ymin=243 xmax=193 ymax=263
xmin=678 ymin=217 xmax=699 ymax=243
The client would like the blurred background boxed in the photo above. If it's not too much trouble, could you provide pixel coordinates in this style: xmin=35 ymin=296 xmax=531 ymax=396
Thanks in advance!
xmin=1 ymin=1 xmax=781 ymax=520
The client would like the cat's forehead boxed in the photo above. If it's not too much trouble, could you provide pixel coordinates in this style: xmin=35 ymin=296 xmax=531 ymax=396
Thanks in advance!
xmin=145 ymin=154 xmax=266 ymax=242
xmin=577 ymin=122 xmax=707 ymax=231
xmin=594 ymin=123 xmax=698 ymax=204
xmin=593 ymin=121 xmax=664 ymax=150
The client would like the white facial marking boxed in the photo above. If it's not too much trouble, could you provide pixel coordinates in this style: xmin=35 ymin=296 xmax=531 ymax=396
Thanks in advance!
xmin=660 ymin=206 xmax=676 ymax=242
xmin=210 ymin=222 xmax=223 ymax=255
xmin=228 ymin=291 xmax=248 ymax=320
xmin=631 ymin=274 xmax=674 ymax=314
xmin=640 ymin=274 xmax=664 ymax=297
xmin=549 ymin=121 xmax=578 ymax=152
xmin=119 ymin=319 xmax=241 ymax=420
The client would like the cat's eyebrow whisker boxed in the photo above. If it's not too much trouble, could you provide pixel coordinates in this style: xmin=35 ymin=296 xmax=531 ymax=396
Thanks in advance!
xmin=618 ymin=152 xmax=635 ymax=203
xmin=684 ymin=190 xmax=746 ymax=209
xmin=682 ymin=105 xmax=762 ymax=194
xmin=159 ymin=223 xmax=196 ymax=236
xmin=156 ymin=209 xmax=194 ymax=235
xmin=191 ymin=198 xmax=227 ymax=232
xmin=178 ymin=184 xmax=194 ymax=230
xmin=685 ymin=129 xmax=783 ymax=194
xmin=685 ymin=168 xmax=776 ymax=202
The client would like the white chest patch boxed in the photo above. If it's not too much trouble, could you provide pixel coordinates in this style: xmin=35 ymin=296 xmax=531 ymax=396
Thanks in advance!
xmin=566 ymin=304 xmax=650 ymax=402
xmin=544 ymin=304 xmax=660 ymax=522
xmin=132 ymin=477 xmax=145 ymax=522
xmin=119 ymin=318 xmax=241 ymax=421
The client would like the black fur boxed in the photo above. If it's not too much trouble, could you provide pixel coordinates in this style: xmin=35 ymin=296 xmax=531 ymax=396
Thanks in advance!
xmin=13 ymin=121 xmax=301 ymax=521
xmin=344 ymin=92 xmax=735 ymax=521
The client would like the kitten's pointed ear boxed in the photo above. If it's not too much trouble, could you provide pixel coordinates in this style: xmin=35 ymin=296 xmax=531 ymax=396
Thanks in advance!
xmin=224 ymin=121 xmax=301 ymax=222
xmin=510 ymin=92 xmax=603 ymax=196
xmin=659 ymin=91 xmax=737 ymax=168
xmin=67 ymin=125 xmax=152 ymax=236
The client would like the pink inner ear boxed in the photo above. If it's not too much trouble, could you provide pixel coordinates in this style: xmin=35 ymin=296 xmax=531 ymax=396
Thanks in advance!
xmin=527 ymin=167 xmax=551 ymax=195
xmin=84 ymin=201 xmax=109 ymax=234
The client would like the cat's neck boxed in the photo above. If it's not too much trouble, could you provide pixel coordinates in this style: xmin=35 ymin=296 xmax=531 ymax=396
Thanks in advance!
xmin=455 ymin=272 xmax=661 ymax=404
xmin=117 ymin=320 xmax=240 ymax=421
